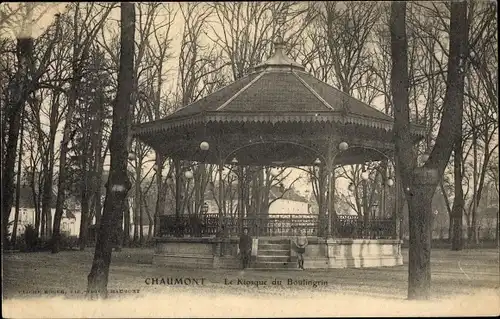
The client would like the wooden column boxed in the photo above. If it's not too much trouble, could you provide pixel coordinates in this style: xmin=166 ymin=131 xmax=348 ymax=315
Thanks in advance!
xmin=331 ymin=167 xmax=336 ymax=230
xmin=381 ymin=160 xmax=388 ymax=218
xmin=325 ymin=140 xmax=335 ymax=238
xmin=174 ymin=159 xmax=181 ymax=219
xmin=217 ymin=161 xmax=224 ymax=238
xmin=317 ymin=164 xmax=326 ymax=237
xmin=237 ymin=165 xmax=244 ymax=233
xmin=362 ymin=164 xmax=369 ymax=226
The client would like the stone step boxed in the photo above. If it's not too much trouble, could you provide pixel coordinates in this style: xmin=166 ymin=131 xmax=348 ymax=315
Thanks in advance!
xmin=258 ymin=249 xmax=290 ymax=256
xmin=250 ymin=267 xmax=303 ymax=271
xmin=258 ymin=238 xmax=291 ymax=245
xmin=258 ymin=243 xmax=290 ymax=250
xmin=252 ymin=261 xmax=299 ymax=269
xmin=256 ymin=255 xmax=291 ymax=263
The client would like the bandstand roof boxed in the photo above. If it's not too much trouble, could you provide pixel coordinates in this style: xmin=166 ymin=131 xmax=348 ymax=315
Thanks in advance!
xmin=133 ymin=41 xmax=426 ymax=167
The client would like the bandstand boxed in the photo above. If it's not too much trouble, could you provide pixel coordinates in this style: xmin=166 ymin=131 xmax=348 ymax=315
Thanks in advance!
xmin=132 ymin=40 xmax=426 ymax=269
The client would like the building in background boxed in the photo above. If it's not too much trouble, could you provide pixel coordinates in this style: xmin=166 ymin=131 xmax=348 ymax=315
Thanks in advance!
xmin=7 ymin=186 xmax=83 ymax=238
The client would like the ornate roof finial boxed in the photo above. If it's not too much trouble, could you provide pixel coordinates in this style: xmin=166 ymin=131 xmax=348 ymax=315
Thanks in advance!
xmin=273 ymin=35 xmax=286 ymax=56
xmin=276 ymin=10 xmax=286 ymax=45
xmin=251 ymin=34 xmax=305 ymax=73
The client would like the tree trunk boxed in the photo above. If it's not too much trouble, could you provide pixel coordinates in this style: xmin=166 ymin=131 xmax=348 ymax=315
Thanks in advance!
xmin=451 ymin=143 xmax=464 ymax=251
xmin=133 ymin=150 xmax=141 ymax=243
xmin=141 ymin=193 xmax=154 ymax=241
xmin=91 ymin=89 xmax=105 ymax=228
xmin=79 ymin=164 xmax=90 ymax=250
xmin=407 ymin=184 xmax=435 ymax=300
xmin=123 ymin=196 xmax=130 ymax=246
xmin=52 ymin=4 xmax=83 ymax=253
xmin=31 ymin=170 xmax=41 ymax=237
xmin=79 ymin=192 xmax=90 ymax=251
xmin=94 ymin=157 xmax=104 ymax=227
xmin=139 ymin=198 xmax=144 ymax=244
xmin=41 ymin=158 xmax=54 ymax=240
xmin=154 ymin=154 xmax=166 ymax=236
xmin=471 ymin=128 xmax=478 ymax=244
xmin=116 ymin=202 xmax=125 ymax=252
xmin=87 ymin=2 xmax=135 ymax=299
xmin=79 ymin=105 xmax=92 ymax=250
xmin=94 ymin=115 xmax=107 ymax=229
xmin=42 ymin=92 xmax=61 ymax=241
xmin=2 ymin=37 xmax=32 ymax=250
xmin=126 ymin=200 xmax=132 ymax=243
xmin=40 ymin=195 xmax=46 ymax=239
xmin=133 ymin=199 xmax=138 ymax=242
xmin=439 ymin=182 xmax=452 ymax=242
xmin=390 ymin=0 xmax=467 ymax=300
xmin=496 ymin=211 xmax=499 ymax=246
xmin=11 ymin=109 xmax=25 ymax=247
xmin=134 ymin=149 xmax=142 ymax=242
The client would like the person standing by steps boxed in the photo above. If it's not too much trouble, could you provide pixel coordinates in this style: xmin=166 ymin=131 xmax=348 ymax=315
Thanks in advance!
xmin=293 ymin=229 xmax=308 ymax=270
xmin=239 ymin=227 xmax=253 ymax=269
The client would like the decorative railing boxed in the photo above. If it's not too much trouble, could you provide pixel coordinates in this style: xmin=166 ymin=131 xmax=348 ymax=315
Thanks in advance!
xmin=336 ymin=215 xmax=396 ymax=239
xmin=238 ymin=214 xmax=321 ymax=237
xmin=158 ymin=215 xmax=219 ymax=237
xmin=158 ymin=214 xmax=396 ymax=239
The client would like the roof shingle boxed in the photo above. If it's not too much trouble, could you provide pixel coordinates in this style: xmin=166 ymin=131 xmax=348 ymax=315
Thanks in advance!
xmin=223 ymin=71 xmax=332 ymax=113
xmin=296 ymin=72 xmax=393 ymax=121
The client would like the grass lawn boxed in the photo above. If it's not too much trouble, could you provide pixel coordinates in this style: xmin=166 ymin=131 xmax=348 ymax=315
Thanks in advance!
xmin=3 ymin=247 xmax=499 ymax=317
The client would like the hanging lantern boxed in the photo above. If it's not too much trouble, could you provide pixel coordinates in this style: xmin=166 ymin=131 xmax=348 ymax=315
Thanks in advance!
xmin=231 ymin=157 xmax=238 ymax=164
xmin=361 ymin=171 xmax=369 ymax=181
xmin=386 ymin=178 xmax=394 ymax=187
xmin=313 ymin=158 xmax=321 ymax=165
xmin=200 ymin=141 xmax=210 ymax=151
xmin=338 ymin=141 xmax=349 ymax=152
xmin=184 ymin=170 xmax=194 ymax=179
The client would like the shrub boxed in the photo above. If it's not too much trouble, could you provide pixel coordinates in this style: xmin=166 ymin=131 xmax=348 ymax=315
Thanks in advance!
xmin=12 ymin=236 xmax=26 ymax=251
xmin=143 ymin=239 xmax=155 ymax=247
xmin=59 ymin=234 xmax=79 ymax=250
xmin=24 ymin=224 xmax=38 ymax=251
xmin=36 ymin=239 xmax=51 ymax=251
